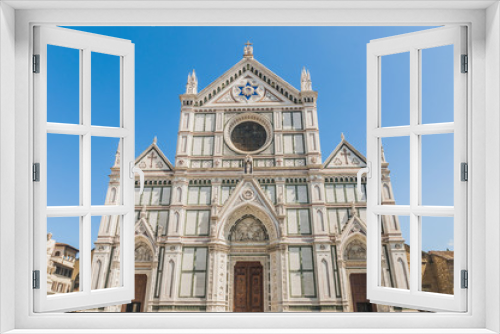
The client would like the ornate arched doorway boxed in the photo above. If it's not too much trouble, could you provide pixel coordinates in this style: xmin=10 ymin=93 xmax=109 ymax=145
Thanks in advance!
xmin=209 ymin=202 xmax=283 ymax=312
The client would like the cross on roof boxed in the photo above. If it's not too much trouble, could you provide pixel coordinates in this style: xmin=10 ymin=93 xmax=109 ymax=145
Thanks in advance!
xmin=341 ymin=147 xmax=351 ymax=165
xmin=147 ymin=151 xmax=157 ymax=168
xmin=245 ymin=41 xmax=252 ymax=47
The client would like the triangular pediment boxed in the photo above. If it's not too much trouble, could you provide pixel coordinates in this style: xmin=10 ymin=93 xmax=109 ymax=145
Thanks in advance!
xmin=134 ymin=212 xmax=157 ymax=251
xmin=197 ymin=58 xmax=301 ymax=107
xmin=135 ymin=138 xmax=173 ymax=171
xmin=340 ymin=214 xmax=367 ymax=244
xmin=218 ymin=178 xmax=278 ymax=222
xmin=323 ymin=136 xmax=366 ymax=169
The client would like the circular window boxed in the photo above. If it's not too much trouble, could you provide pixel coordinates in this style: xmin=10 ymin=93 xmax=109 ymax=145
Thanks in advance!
xmin=224 ymin=113 xmax=273 ymax=155
xmin=230 ymin=122 xmax=267 ymax=152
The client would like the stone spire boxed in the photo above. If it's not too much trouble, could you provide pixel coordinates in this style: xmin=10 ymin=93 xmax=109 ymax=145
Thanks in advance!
xmin=185 ymin=69 xmax=198 ymax=94
xmin=243 ymin=41 xmax=253 ymax=59
xmin=301 ymin=67 xmax=312 ymax=91
xmin=113 ymin=144 xmax=121 ymax=168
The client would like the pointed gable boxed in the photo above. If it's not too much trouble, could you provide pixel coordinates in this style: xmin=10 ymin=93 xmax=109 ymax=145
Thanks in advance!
xmin=218 ymin=178 xmax=278 ymax=221
xmin=196 ymin=56 xmax=302 ymax=107
xmin=135 ymin=137 xmax=174 ymax=171
xmin=323 ymin=134 xmax=366 ymax=169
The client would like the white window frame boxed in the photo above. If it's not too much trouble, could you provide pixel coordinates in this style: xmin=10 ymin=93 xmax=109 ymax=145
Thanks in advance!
xmin=32 ymin=26 xmax=136 ymax=312
xmin=2 ymin=2 xmax=498 ymax=333
xmin=366 ymin=26 xmax=467 ymax=312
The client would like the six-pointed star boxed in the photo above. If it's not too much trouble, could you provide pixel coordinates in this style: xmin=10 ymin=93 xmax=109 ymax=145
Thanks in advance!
xmin=238 ymin=82 xmax=259 ymax=100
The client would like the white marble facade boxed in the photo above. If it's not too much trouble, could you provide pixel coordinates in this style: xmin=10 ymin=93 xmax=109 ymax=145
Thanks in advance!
xmin=92 ymin=43 xmax=409 ymax=312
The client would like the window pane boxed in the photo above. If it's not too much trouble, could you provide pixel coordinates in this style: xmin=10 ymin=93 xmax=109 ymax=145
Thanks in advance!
xmin=292 ymin=112 xmax=302 ymax=130
xmin=182 ymin=248 xmax=194 ymax=271
xmin=199 ymin=187 xmax=211 ymax=205
xmin=158 ymin=211 xmax=169 ymax=236
xmin=381 ymin=136 xmax=410 ymax=206
xmin=193 ymin=273 xmax=206 ymax=297
xmin=265 ymin=186 xmax=276 ymax=204
xmin=288 ymin=248 xmax=301 ymax=271
xmin=187 ymin=187 xmax=199 ymax=205
xmin=338 ymin=209 xmax=349 ymax=230
xmin=205 ymin=114 xmax=215 ymax=131
xmin=140 ymin=188 xmax=152 ymax=206
xmin=91 ymin=52 xmax=120 ymax=127
xmin=221 ymin=187 xmax=231 ymax=204
xmin=46 ymin=217 xmax=80 ymax=295
xmin=302 ymin=272 xmax=315 ymax=296
xmin=421 ymin=45 xmax=454 ymax=124
xmin=301 ymin=247 xmax=314 ymax=270
xmin=283 ymin=135 xmax=293 ymax=154
xmin=149 ymin=211 xmax=158 ymax=232
xmin=192 ymin=137 xmax=203 ymax=155
xmin=290 ymin=272 xmax=302 ymax=296
xmin=47 ymin=45 xmax=80 ymax=124
xmin=134 ymin=188 xmax=141 ymax=206
xmin=287 ymin=210 xmax=298 ymax=235
xmin=325 ymin=185 xmax=335 ymax=203
xmin=185 ymin=211 xmax=197 ymax=235
xmin=47 ymin=134 xmax=79 ymax=206
xmin=151 ymin=187 xmax=161 ymax=205
xmin=198 ymin=211 xmax=210 ymax=235
xmin=179 ymin=273 xmax=193 ymax=297
xmin=335 ymin=185 xmax=345 ymax=203
xmin=195 ymin=248 xmax=207 ymax=271
xmin=203 ymin=137 xmax=213 ymax=156
xmin=345 ymin=184 xmax=356 ymax=203
xmin=381 ymin=52 xmax=410 ymax=127
xmin=380 ymin=215 xmax=410 ymax=290
xmin=92 ymin=137 xmax=121 ymax=206
xmin=328 ymin=209 xmax=339 ymax=234
xmin=91 ymin=215 xmax=121 ymax=290
xmin=299 ymin=210 xmax=311 ymax=234
xmin=421 ymin=217 xmax=454 ymax=295
xmin=297 ymin=185 xmax=308 ymax=203
xmin=357 ymin=184 xmax=367 ymax=202
xmin=294 ymin=135 xmax=304 ymax=154
xmin=286 ymin=186 xmax=296 ymax=203
xmin=283 ymin=112 xmax=292 ymax=129
xmin=421 ymin=133 xmax=454 ymax=206
xmin=161 ymin=187 xmax=171 ymax=205
xmin=194 ymin=115 xmax=205 ymax=132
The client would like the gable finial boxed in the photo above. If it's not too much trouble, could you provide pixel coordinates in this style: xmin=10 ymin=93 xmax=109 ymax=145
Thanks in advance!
xmin=300 ymin=67 xmax=313 ymax=91
xmin=341 ymin=132 xmax=345 ymax=141
xmin=153 ymin=136 xmax=157 ymax=145
xmin=244 ymin=41 xmax=254 ymax=59
xmin=186 ymin=69 xmax=198 ymax=94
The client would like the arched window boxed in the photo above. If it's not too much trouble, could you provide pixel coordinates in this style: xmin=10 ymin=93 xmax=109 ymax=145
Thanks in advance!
xmin=176 ymin=187 xmax=182 ymax=202
xmin=168 ymin=260 xmax=175 ymax=298
xmin=322 ymin=259 xmax=331 ymax=298
xmin=383 ymin=184 xmax=391 ymax=200
xmin=317 ymin=210 xmax=325 ymax=232
xmin=398 ymin=258 xmax=409 ymax=289
xmin=315 ymin=185 xmax=322 ymax=200
xmin=109 ymin=187 xmax=116 ymax=203
xmin=54 ymin=251 xmax=60 ymax=256
xmin=174 ymin=212 xmax=180 ymax=232
xmin=92 ymin=260 xmax=102 ymax=290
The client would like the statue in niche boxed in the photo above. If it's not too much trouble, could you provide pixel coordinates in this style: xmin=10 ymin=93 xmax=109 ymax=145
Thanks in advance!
xmin=229 ymin=215 xmax=268 ymax=242
xmin=244 ymin=155 xmax=253 ymax=174
xmin=135 ymin=243 xmax=153 ymax=262
xmin=344 ymin=240 xmax=367 ymax=261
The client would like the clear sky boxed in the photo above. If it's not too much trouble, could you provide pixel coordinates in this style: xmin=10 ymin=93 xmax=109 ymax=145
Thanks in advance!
xmin=46 ymin=26 xmax=455 ymax=256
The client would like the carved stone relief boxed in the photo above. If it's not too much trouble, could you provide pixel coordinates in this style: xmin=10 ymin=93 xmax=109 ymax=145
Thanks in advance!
xmin=229 ymin=215 xmax=268 ymax=242
xmin=344 ymin=239 xmax=367 ymax=261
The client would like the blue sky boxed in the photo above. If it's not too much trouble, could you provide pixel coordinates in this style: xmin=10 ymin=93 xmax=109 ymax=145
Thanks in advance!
xmin=46 ymin=26 xmax=455 ymax=256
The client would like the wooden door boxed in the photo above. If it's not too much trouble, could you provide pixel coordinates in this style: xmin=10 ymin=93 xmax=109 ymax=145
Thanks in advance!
xmin=122 ymin=274 xmax=148 ymax=312
xmin=350 ymin=273 xmax=377 ymax=312
xmin=233 ymin=262 xmax=263 ymax=312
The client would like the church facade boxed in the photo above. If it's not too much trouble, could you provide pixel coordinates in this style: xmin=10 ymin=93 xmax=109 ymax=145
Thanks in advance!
xmin=90 ymin=43 xmax=410 ymax=312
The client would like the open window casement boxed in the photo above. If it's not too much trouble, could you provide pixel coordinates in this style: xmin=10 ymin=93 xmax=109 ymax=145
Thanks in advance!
xmin=365 ymin=26 xmax=467 ymax=312
xmin=33 ymin=26 xmax=136 ymax=312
